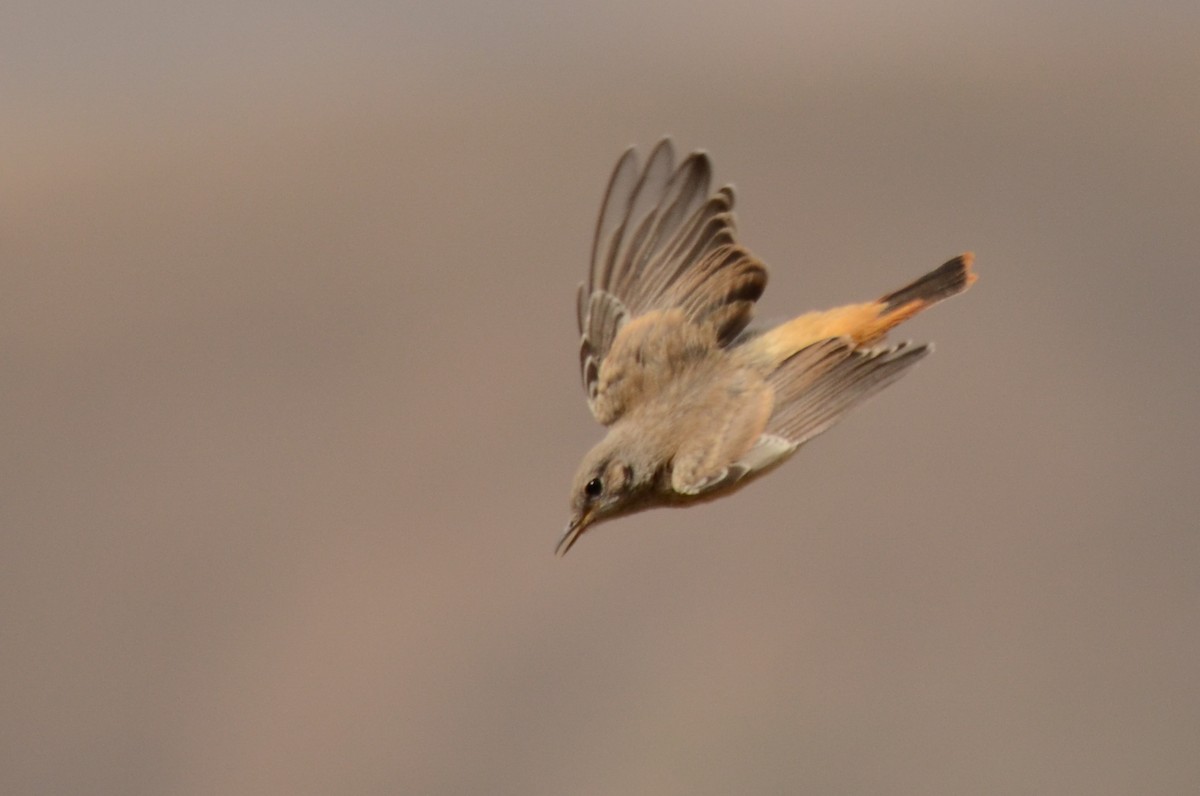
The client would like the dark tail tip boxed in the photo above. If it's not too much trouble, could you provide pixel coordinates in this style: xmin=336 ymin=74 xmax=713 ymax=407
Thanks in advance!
xmin=881 ymin=253 xmax=976 ymax=313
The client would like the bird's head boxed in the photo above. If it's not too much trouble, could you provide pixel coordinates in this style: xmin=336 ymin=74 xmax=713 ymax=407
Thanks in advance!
xmin=558 ymin=428 xmax=660 ymax=555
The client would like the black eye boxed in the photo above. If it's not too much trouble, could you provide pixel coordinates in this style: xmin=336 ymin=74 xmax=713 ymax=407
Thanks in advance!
xmin=585 ymin=477 xmax=603 ymax=498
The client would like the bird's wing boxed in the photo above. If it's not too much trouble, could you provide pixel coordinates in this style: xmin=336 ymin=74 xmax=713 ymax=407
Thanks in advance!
xmin=715 ymin=339 xmax=930 ymax=489
xmin=577 ymin=139 xmax=768 ymax=423
xmin=763 ymin=339 xmax=929 ymax=444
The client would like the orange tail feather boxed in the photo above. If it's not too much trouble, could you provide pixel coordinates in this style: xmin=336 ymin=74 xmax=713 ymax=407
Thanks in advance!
xmin=750 ymin=253 xmax=976 ymax=364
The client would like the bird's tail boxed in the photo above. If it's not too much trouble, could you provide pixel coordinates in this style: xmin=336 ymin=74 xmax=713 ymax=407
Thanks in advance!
xmin=749 ymin=253 xmax=975 ymax=364
xmin=879 ymin=252 xmax=976 ymax=316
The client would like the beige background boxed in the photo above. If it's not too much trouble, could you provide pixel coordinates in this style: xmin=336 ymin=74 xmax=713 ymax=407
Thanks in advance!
xmin=4 ymin=3 xmax=1198 ymax=793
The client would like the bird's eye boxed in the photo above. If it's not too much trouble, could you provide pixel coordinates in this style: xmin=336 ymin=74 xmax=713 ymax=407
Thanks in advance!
xmin=584 ymin=477 xmax=603 ymax=498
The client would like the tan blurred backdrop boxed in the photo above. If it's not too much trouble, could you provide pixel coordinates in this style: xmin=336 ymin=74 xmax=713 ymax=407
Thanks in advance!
xmin=3 ymin=2 xmax=1198 ymax=794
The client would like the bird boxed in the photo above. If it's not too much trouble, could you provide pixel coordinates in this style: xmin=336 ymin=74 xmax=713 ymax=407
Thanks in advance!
xmin=558 ymin=139 xmax=975 ymax=555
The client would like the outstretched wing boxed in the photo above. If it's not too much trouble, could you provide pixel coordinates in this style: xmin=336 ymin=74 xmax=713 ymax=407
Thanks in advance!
xmin=577 ymin=139 xmax=768 ymax=422
xmin=764 ymin=339 xmax=929 ymax=445
xmin=712 ymin=339 xmax=931 ymax=490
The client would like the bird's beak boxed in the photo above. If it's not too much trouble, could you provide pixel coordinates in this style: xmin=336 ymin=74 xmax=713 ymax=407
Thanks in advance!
xmin=555 ymin=510 xmax=593 ymax=556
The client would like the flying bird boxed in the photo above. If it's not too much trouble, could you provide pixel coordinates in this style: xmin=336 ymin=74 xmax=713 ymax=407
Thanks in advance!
xmin=559 ymin=139 xmax=975 ymax=555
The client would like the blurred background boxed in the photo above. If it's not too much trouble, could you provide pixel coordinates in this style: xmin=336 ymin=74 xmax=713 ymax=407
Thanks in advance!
xmin=3 ymin=2 xmax=1198 ymax=793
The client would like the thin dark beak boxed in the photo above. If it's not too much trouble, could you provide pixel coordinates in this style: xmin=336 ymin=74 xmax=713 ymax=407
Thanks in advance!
xmin=555 ymin=512 xmax=589 ymax=556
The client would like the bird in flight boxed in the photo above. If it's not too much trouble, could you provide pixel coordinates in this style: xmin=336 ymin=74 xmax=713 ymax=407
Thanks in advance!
xmin=559 ymin=139 xmax=975 ymax=555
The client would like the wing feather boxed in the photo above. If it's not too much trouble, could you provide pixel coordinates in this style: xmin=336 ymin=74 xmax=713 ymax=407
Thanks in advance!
xmin=765 ymin=340 xmax=930 ymax=446
xmin=577 ymin=140 xmax=768 ymax=420
xmin=712 ymin=340 xmax=930 ymax=489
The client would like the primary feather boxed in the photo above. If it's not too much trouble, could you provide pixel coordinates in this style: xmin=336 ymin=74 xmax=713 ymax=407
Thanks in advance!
xmin=578 ymin=139 xmax=767 ymax=423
